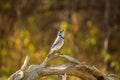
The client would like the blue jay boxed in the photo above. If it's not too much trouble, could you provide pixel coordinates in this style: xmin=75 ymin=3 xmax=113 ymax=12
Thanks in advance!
xmin=40 ymin=30 xmax=64 ymax=67
xmin=48 ymin=30 xmax=64 ymax=55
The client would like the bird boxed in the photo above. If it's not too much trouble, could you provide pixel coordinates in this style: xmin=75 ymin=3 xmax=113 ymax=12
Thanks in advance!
xmin=48 ymin=30 xmax=64 ymax=56
xmin=40 ymin=30 xmax=64 ymax=67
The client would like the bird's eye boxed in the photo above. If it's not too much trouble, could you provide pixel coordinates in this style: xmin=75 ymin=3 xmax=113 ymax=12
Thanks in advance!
xmin=60 ymin=30 xmax=63 ymax=33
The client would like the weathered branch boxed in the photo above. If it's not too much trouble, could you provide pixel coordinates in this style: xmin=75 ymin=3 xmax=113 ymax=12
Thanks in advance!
xmin=8 ymin=54 xmax=119 ymax=80
xmin=8 ymin=56 xmax=30 ymax=80
xmin=56 ymin=53 xmax=81 ymax=64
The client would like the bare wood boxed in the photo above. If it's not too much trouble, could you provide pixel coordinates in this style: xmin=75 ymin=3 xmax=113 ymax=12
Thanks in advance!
xmin=8 ymin=54 xmax=119 ymax=80
xmin=8 ymin=56 xmax=30 ymax=80
xmin=23 ymin=64 xmax=119 ymax=80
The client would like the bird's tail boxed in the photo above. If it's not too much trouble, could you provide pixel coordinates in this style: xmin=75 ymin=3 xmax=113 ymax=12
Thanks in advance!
xmin=48 ymin=49 xmax=53 ymax=55
xmin=40 ymin=50 xmax=53 ymax=67
xmin=40 ymin=50 xmax=52 ymax=66
xmin=40 ymin=55 xmax=49 ymax=67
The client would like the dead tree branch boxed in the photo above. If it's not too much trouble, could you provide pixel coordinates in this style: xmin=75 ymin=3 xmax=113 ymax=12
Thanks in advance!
xmin=8 ymin=53 xmax=119 ymax=80
xmin=8 ymin=56 xmax=30 ymax=80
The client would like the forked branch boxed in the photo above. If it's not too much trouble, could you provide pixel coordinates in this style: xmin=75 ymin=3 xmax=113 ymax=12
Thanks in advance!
xmin=8 ymin=53 xmax=119 ymax=80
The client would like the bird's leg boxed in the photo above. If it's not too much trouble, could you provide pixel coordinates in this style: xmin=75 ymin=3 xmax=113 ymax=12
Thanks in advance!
xmin=57 ymin=51 xmax=62 ymax=55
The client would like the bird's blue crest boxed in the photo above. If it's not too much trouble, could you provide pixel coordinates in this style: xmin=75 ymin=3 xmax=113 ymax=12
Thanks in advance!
xmin=59 ymin=30 xmax=64 ymax=38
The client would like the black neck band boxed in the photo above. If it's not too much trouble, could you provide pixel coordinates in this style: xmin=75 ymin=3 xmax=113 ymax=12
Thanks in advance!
xmin=59 ymin=35 xmax=64 ymax=39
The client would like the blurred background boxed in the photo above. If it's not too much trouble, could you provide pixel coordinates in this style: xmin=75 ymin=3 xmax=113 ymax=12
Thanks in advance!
xmin=0 ymin=0 xmax=120 ymax=80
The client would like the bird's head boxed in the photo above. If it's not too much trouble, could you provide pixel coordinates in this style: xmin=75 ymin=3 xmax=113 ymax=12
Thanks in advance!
xmin=58 ymin=30 xmax=64 ymax=38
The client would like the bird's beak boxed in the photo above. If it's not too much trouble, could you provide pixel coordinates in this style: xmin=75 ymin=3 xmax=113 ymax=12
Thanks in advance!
xmin=60 ymin=30 xmax=64 ymax=33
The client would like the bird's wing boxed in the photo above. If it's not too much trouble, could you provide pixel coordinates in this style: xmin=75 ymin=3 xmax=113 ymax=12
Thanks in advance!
xmin=51 ymin=37 xmax=61 ymax=49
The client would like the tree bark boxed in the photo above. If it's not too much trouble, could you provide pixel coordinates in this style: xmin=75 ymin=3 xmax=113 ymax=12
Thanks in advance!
xmin=8 ymin=53 xmax=119 ymax=80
